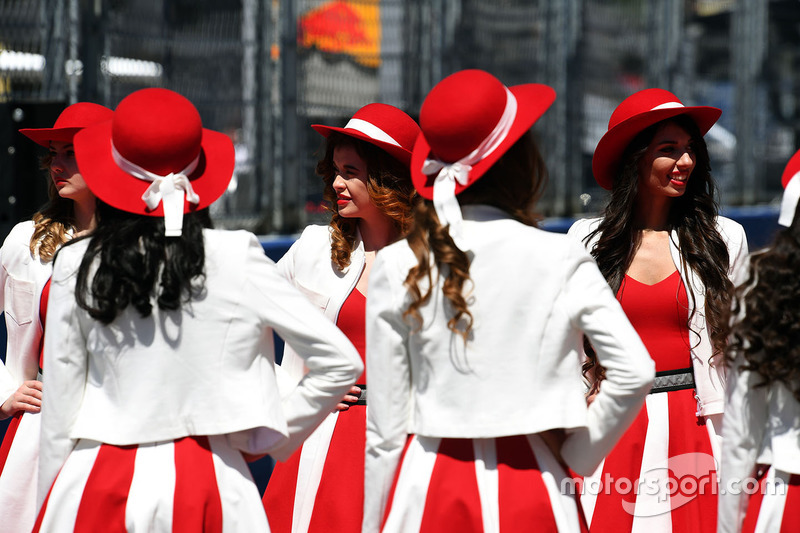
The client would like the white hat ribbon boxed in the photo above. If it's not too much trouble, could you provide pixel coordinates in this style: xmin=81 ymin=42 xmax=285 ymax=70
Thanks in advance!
xmin=779 ymin=170 xmax=800 ymax=227
xmin=112 ymin=143 xmax=201 ymax=237
xmin=344 ymin=118 xmax=402 ymax=147
xmin=422 ymin=87 xmax=518 ymax=250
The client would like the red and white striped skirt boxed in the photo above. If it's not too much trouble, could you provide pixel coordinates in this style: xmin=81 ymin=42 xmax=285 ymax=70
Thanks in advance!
xmin=739 ymin=465 xmax=800 ymax=533
xmin=580 ymin=390 xmax=718 ymax=532
xmin=33 ymin=434 xmax=269 ymax=532
xmin=0 ymin=410 xmax=41 ymax=533
xmin=379 ymin=434 xmax=588 ymax=533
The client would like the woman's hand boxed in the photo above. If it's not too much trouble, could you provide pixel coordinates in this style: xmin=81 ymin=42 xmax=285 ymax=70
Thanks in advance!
xmin=0 ymin=380 xmax=43 ymax=418
xmin=334 ymin=385 xmax=362 ymax=412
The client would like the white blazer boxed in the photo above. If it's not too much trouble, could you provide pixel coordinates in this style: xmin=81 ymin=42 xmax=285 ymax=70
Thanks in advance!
xmin=272 ymin=224 xmax=365 ymax=453
xmin=38 ymin=229 xmax=363 ymax=506
xmin=568 ymin=216 xmax=749 ymax=417
xmin=0 ymin=221 xmax=53 ymax=404
xmin=363 ymin=205 xmax=655 ymax=531
xmin=718 ymin=349 xmax=800 ymax=532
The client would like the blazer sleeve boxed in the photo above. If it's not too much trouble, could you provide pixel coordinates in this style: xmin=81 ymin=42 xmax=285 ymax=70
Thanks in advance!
xmin=362 ymin=251 xmax=411 ymax=533
xmin=37 ymin=250 xmax=88 ymax=507
xmin=559 ymin=240 xmax=655 ymax=476
xmin=273 ymin=234 xmax=306 ymax=395
xmin=246 ymin=236 xmax=363 ymax=461
xmin=0 ymin=242 xmax=15 ymax=406
xmin=721 ymin=218 xmax=750 ymax=287
xmin=718 ymin=352 xmax=765 ymax=533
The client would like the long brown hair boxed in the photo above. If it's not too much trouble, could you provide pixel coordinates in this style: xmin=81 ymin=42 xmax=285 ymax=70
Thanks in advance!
xmin=29 ymin=155 xmax=80 ymax=262
xmin=725 ymin=203 xmax=800 ymax=401
xmin=583 ymin=115 xmax=732 ymax=379
xmin=403 ymin=131 xmax=548 ymax=342
xmin=316 ymin=132 xmax=417 ymax=270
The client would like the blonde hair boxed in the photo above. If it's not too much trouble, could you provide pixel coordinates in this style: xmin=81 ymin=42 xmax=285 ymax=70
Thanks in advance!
xmin=29 ymin=155 xmax=76 ymax=262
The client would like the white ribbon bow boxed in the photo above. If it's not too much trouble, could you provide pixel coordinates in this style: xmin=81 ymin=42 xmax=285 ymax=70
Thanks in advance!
xmin=779 ymin=170 xmax=800 ymax=227
xmin=422 ymin=87 xmax=518 ymax=250
xmin=112 ymin=143 xmax=201 ymax=237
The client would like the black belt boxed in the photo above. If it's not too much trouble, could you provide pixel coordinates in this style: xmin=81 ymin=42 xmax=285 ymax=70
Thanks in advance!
xmin=343 ymin=384 xmax=366 ymax=407
xmin=650 ymin=367 xmax=694 ymax=394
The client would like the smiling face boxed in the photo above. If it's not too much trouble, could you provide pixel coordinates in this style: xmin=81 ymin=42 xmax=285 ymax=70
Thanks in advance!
xmin=637 ymin=120 xmax=697 ymax=200
xmin=331 ymin=144 xmax=383 ymax=224
xmin=48 ymin=140 xmax=94 ymax=205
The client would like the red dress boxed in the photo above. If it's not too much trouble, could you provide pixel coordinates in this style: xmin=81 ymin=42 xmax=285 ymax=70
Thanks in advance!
xmin=262 ymin=288 xmax=367 ymax=533
xmin=582 ymin=271 xmax=717 ymax=532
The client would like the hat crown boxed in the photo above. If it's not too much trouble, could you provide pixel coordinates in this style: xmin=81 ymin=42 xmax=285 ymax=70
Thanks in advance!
xmin=52 ymin=102 xmax=114 ymax=130
xmin=608 ymin=88 xmax=684 ymax=130
xmin=349 ymin=103 xmax=420 ymax=153
xmin=419 ymin=69 xmax=507 ymax=163
xmin=112 ymin=88 xmax=203 ymax=177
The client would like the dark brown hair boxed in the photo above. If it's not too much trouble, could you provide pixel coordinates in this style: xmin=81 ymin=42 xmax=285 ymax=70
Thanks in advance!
xmin=316 ymin=132 xmax=417 ymax=270
xmin=725 ymin=203 xmax=800 ymax=401
xmin=583 ymin=115 xmax=732 ymax=379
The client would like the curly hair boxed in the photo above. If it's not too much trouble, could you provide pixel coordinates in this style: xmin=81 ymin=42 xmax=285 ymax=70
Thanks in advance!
xmin=69 ymin=201 xmax=212 ymax=325
xmin=316 ymin=132 xmax=418 ymax=270
xmin=583 ymin=115 xmax=732 ymax=380
xmin=725 ymin=206 xmax=800 ymax=402
xmin=403 ymin=131 xmax=547 ymax=342
xmin=29 ymin=155 xmax=80 ymax=262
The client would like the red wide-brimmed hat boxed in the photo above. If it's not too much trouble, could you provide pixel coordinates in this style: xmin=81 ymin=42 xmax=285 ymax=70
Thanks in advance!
xmin=19 ymin=102 xmax=113 ymax=146
xmin=410 ymin=69 xmax=555 ymax=200
xmin=311 ymin=103 xmax=420 ymax=166
xmin=409 ymin=69 xmax=555 ymax=249
xmin=592 ymin=88 xmax=721 ymax=190
xmin=74 ymin=88 xmax=235 ymax=236
xmin=778 ymin=147 xmax=800 ymax=227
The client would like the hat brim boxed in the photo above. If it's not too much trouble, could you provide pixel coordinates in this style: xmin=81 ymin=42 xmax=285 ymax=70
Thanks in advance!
xmin=410 ymin=83 xmax=556 ymax=200
xmin=592 ymin=105 xmax=721 ymax=190
xmin=781 ymin=148 xmax=800 ymax=189
xmin=19 ymin=127 xmax=83 ymax=147
xmin=311 ymin=124 xmax=413 ymax=166
xmin=74 ymin=121 xmax=235 ymax=216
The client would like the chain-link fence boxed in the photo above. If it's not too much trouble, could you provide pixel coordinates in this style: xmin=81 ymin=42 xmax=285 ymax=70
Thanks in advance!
xmin=1 ymin=0 xmax=798 ymax=236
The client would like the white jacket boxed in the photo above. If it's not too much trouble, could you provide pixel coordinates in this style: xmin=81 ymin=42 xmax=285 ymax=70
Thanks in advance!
xmin=0 ymin=221 xmax=53 ymax=405
xmin=38 ymin=229 xmax=363 ymax=505
xmin=568 ymin=216 xmax=749 ymax=417
xmin=718 ymin=349 xmax=800 ymax=532
xmin=363 ymin=205 xmax=656 ymax=531
xmin=272 ymin=224 xmax=366 ymax=453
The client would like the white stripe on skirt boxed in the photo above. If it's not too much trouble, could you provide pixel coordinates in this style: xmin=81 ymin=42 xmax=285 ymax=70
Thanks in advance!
xmin=631 ymin=393 xmax=672 ymax=531
xmin=37 ymin=439 xmax=101 ymax=532
xmin=473 ymin=438 xmax=499 ymax=533
xmin=381 ymin=436 xmax=439 ymax=533
xmin=126 ymin=440 xmax=176 ymax=530
xmin=292 ymin=412 xmax=338 ymax=533
xmin=752 ymin=467 xmax=790 ymax=533
xmin=527 ymin=434 xmax=582 ymax=532
xmin=0 ymin=412 xmax=41 ymax=533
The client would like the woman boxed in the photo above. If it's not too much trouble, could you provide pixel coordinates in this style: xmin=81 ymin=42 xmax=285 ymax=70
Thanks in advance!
xmin=33 ymin=88 xmax=363 ymax=531
xmin=568 ymin=88 xmax=749 ymax=532
xmin=363 ymin=69 xmax=655 ymax=533
xmin=718 ymin=148 xmax=800 ymax=533
xmin=262 ymin=102 xmax=420 ymax=533
xmin=0 ymin=101 xmax=112 ymax=533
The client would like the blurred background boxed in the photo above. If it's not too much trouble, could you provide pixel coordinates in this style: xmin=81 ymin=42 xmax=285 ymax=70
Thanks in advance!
xmin=1 ymin=0 xmax=797 ymax=245
xmin=1 ymin=0 xmax=797 ymax=494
